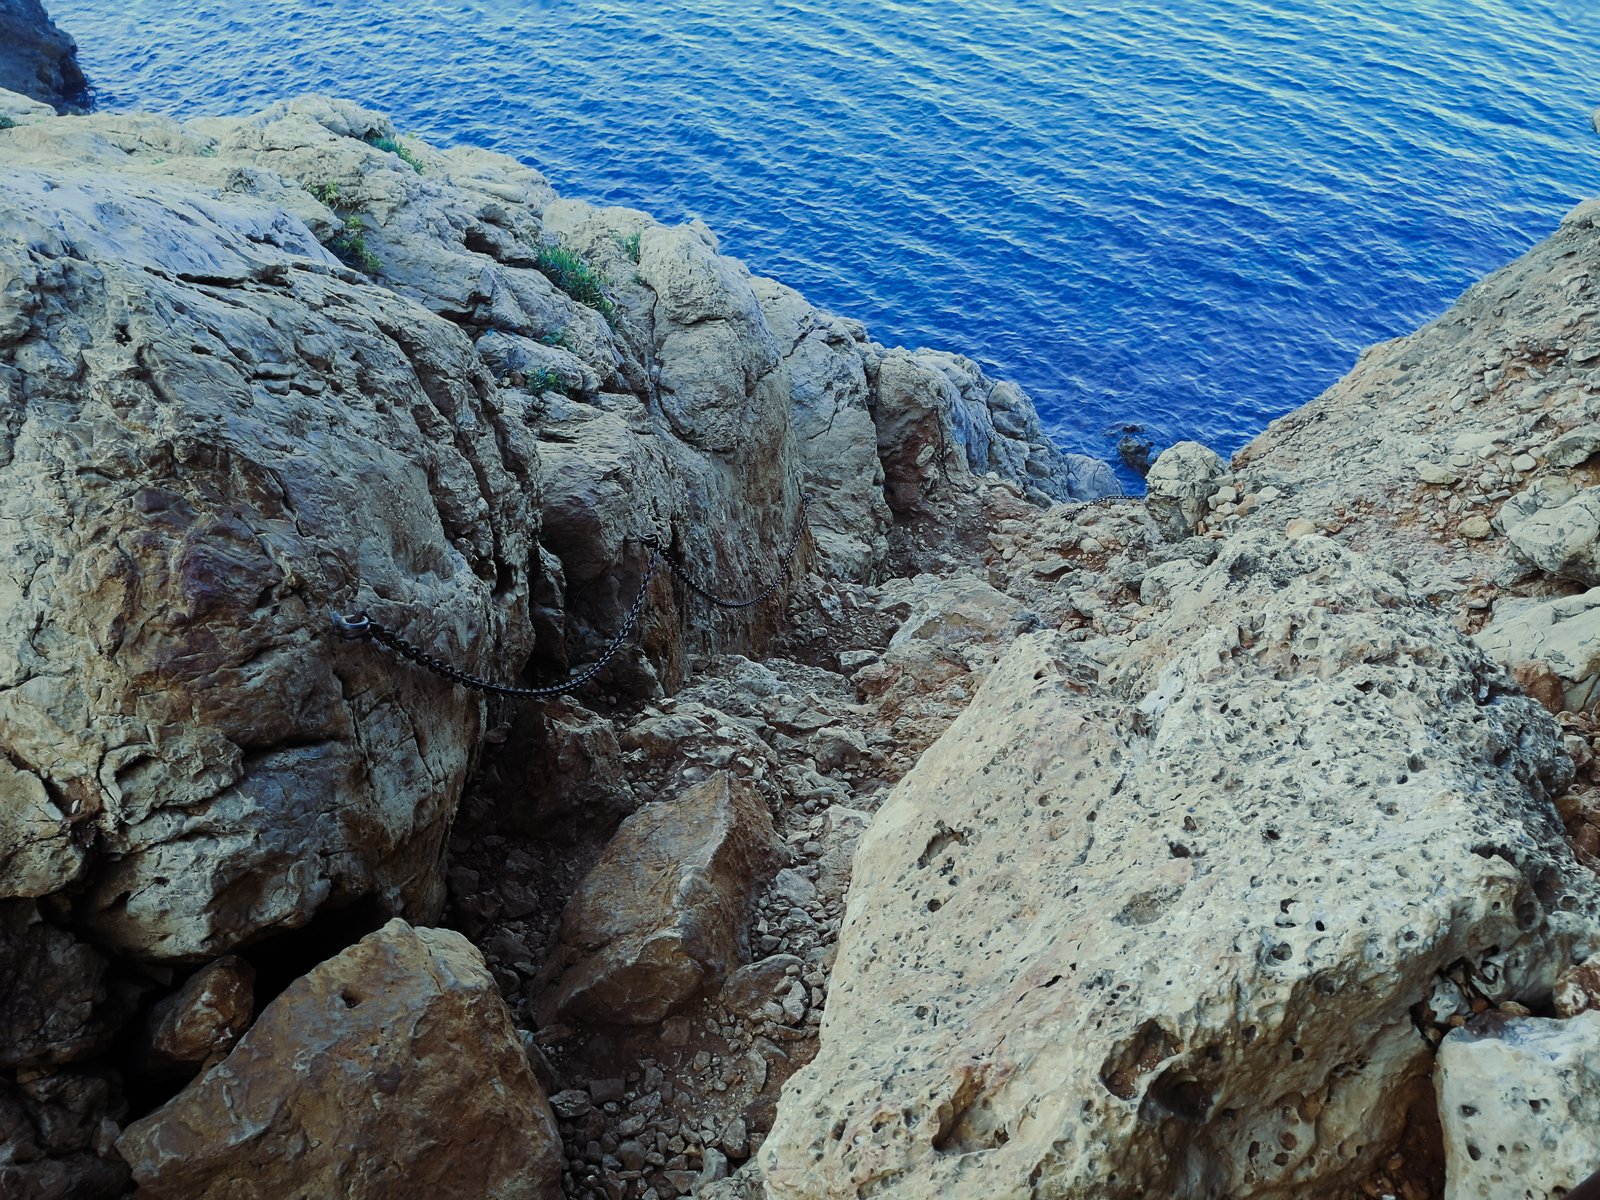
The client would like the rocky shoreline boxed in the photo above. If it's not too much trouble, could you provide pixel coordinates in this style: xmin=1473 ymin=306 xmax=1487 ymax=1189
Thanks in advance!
xmin=3 ymin=83 xmax=1600 ymax=1200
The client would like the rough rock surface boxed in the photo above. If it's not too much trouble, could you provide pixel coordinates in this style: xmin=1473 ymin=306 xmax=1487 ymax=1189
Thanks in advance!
xmin=1475 ymin=588 xmax=1600 ymax=712
xmin=1144 ymin=439 xmax=1225 ymax=540
xmin=764 ymin=535 xmax=1600 ymax=1199
xmin=536 ymin=773 xmax=781 ymax=1025
xmin=1435 ymin=1012 xmax=1600 ymax=1200
xmin=0 ymin=1 xmax=86 ymax=111
xmin=0 ymin=88 xmax=1093 ymax=981
xmin=138 ymin=956 xmax=255 ymax=1076
xmin=117 ymin=919 xmax=561 ymax=1200
xmin=1224 ymin=195 xmax=1600 ymax=618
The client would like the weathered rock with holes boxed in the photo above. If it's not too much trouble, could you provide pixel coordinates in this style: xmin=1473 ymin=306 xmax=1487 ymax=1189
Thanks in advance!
xmin=765 ymin=534 xmax=1600 ymax=1200
xmin=117 ymin=919 xmax=561 ymax=1200
xmin=536 ymin=773 xmax=782 ymax=1026
xmin=1436 ymin=1011 xmax=1600 ymax=1200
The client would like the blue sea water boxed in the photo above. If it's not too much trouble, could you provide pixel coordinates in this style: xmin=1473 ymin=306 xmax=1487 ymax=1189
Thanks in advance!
xmin=49 ymin=0 xmax=1600 ymax=481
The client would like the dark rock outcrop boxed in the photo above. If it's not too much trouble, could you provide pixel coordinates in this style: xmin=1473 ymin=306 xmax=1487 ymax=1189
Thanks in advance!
xmin=0 ymin=1 xmax=87 ymax=112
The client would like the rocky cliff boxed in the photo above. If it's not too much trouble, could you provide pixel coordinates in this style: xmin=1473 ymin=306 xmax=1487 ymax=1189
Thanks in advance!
xmin=0 ymin=0 xmax=86 ymax=112
xmin=2 ymin=84 xmax=1599 ymax=1200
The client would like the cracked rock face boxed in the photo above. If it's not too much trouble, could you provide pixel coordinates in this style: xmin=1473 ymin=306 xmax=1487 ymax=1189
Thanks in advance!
xmin=0 ymin=150 xmax=539 ymax=961
xmin=764 ymin=534 xmax=1600 ymax=1200
xmin=0 ymin=1 xmax=87 ymax=112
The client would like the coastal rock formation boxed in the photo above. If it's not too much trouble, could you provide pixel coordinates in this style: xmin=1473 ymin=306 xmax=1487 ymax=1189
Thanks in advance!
xmin=764 ymin=534 xmax=1600 ymax=1199
xmin=0 ymin=1 xmax=87 ymax=112
xmin=117 ymin=920 xmax=561 ymax=1200
xmin=1475 ymin=588 xmax=1600 ymax=712
xmin=536 ymin=773 xmax=781 ymax=1025
xmin=1435 ymin=1012 xmax=1600 ymax=1200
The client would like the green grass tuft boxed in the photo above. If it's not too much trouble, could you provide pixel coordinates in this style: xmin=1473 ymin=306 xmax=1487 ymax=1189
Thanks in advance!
xmin=0 ymin=116 xmax=16 ymax=132
xmin=537 ymin=328 xmax=575 ymax=351
xmin=305 ymin=182 xmax=382 ymax=273
xmin=533 ymin=241 xmax=616 ymax=326
xmin=363 ymin=132 xmax=424 ymax=173
xmin=618 ymin=231 xmax=642 ymax=263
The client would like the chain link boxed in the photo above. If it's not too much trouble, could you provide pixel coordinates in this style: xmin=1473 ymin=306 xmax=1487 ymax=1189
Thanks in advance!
xmin=651 ymin=493 xmax=813 ymax=609
xmin=334 ymin=494 xmax=813 ymax=698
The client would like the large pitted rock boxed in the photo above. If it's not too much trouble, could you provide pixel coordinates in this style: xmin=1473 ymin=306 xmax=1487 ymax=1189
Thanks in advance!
xmin=117 ymin=919 xmax=561 ymax=1200
xmin=1144 ymin=439 xmax=1226 ymax=541
xmin=1475 ymin=587 xmax=1600 ymax=711
xmin=537 ymin=773 xmax=781 ymax=1026
xmin=765 ymin=534 xmax=1600 ymax=1199
xmin=1436 ymin=1012 xmax=1600 ymax=1200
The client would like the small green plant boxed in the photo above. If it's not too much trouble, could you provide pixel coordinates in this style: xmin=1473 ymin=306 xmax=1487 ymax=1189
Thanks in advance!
xmin=197 ymin=142 xmax=219 ymax=158
xmin=526 ymin=367 xmax=569 ymax=395
xmin=533 ymin=241 xmax=616 ymax=326
xmin=617 ymin=231 xmax=642 ymax=263
xmin=363 ymin=131 xmax=424 ymax=173
xmin=0 ymin=116 xmax=16 ymax=131
xmin=305 ymin=182 xmax=381 ymax=273
xmin=327 ymin=215 xmax=382 ymax=273
xmin=536 ymin=327 xmax=574 ymax=351
xmin=307 ymin=181 xmax=343 ymax=208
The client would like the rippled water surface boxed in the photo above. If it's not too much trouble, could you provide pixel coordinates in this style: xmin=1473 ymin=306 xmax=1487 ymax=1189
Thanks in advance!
xmin=53 ymin=0 xmax=1600 ymax=477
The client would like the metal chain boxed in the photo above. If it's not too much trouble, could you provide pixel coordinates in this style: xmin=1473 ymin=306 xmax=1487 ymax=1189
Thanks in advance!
xmin=332 ymin=554 xmax=661 ymax=698
xmin=331 ymin=493 xmax=813 ymax=697
xmin=651 ymin=493 xmax=813 ymax=610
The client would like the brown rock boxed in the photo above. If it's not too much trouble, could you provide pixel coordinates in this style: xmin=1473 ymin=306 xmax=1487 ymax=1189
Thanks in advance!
xmin=1512 ymin=659 xmax=1567 ymax=715
xmin=140 ymin=956 xmax=255 ymax=1075
xmin=1554 ymin=954 xmax=1600 ymax=1017
xmin=0 ymin=901 xmax=112 ymax=1069
xmin=537 ymin=773 xmax=781 ymax=1025
xmin=116 ymin=920 xmax=560 ymax=1199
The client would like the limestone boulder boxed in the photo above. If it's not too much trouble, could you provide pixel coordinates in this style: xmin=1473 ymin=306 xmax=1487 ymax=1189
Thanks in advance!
xmin=752 ymin=276 xmax=891 ymax=579
xmin=0 ymin=902 xmax=114 ymax=1070
xmin=765 ymin=534 xmax=1600 ymax=1200
xmin=1497 ymin=477 xmax=1600 ymax=585
xmin=537 ymin=773 xmax=782 ymax=1026
xmin=117 ymin=919 xmax=561 ymax=1200
xmin=1144 ymin=439 xmax=1226 ymax=540
xmin=1475 ymin=587 xmax=1600 ymax=711
xmin=0 ymin=1066 xmax=128 ymax=1200
xmin=1436 ymin=1012 xmax=1600 ymax=1200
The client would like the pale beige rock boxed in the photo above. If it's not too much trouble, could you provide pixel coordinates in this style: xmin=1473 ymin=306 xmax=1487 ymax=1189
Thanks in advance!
xmin=1497 ymin=478 xmax=1600 ymax=583
xmin=1436 ymin=1012 xmax=1600 ymax=1200
xmin=0 ymin=754 xmax=81 ymax=898
xmin=765 ymin=534 xmax=1600 ymax=1200
xmin=1476 ymin=588 xmax=1600 ymax=711
xmin=1144 ymin=440 xmax=1226 ymax=540
xmin=117 ymin=919 xmax=560 ymax=1200
xmin=537 ymin=773 xmax=781 ymax=1025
